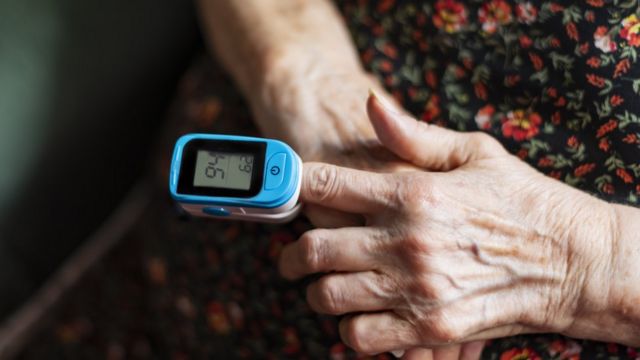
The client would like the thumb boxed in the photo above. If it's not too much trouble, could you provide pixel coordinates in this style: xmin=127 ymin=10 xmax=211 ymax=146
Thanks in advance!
xmin=366 ymin=90 xmax=505 ymax=171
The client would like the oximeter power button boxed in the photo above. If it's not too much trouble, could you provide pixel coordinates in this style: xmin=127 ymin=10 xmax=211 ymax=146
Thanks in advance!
xmin=265 ymin=153 xmax=287 ymax=190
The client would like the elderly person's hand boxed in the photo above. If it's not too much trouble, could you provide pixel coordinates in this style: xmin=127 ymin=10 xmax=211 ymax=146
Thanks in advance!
xmin=279 ymin=93 xmax=640 ymax=355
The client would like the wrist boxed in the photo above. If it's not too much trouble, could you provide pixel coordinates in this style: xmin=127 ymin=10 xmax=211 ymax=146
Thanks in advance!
xmin=605 ymin=204 xmax=640 ymax=344
xmin=246 ymin=46 xmax=377 ymax=159
xmin=562 ymin=200 xmax=640 ymax=345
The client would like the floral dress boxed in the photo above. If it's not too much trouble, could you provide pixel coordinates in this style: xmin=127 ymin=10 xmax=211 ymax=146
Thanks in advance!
xmin=18 ymin=0 xmax=640 ymax=359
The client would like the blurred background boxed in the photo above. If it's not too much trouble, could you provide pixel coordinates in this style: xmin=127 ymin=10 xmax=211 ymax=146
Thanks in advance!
xmin=0 ymin=0 xmax=198 ymax=337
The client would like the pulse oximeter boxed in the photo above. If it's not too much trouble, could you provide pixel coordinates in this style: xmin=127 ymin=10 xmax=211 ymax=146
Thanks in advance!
xmin=169 ymin=134 xmax=303 ymax=223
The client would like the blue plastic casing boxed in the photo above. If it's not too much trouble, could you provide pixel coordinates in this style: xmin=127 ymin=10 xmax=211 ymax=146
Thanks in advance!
xmin=169 ymin=134 xmax=301 ymax=211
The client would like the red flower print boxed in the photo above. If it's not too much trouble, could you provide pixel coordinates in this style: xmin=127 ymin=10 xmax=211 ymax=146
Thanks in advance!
xmin=599 ymin=137 xmax=610 ymax=151
xmin=516 ymin=148 xmax=528 ymax=159
xmin=552 ymin=111 xmax=562 ymax=124
xmin=519 ymin=34 xmax=533 ymax=48
xmin=538 ymin=157 xmax=553 ymax=167
xmin=529 ymin=52 xmax=544 ymax=71
xmin=566 ymin=22 xmax=579 ymax=41
xmin=586 ymin=73 xmax=606 ymax=88
xmin=547 ymin=87 xmax=558 ymax=98
xmin=549 ymin=3 xmax=565 ymax=12
xmin=549 ymin=340 xmax=566 ymax=354
xmin=474 ymin=104 xmax=495 ymax=129
xmin=422 ymin=95 xmax=441 ymax=122
xmin=587 ymin=56 xmax=601 ymax=68
xmin=603 ymin=183 xmax=615 ymax=194
xmin=505 ymin=74 xmax=521 ymax=87
xmin=621 ymin=14 xmax=640 ymax=47
xmin=594 ymin=26 xmax=617 ymax=53
xmin=549 ymin=170 xmax=562 ymax=179
xmin=636 ymin=184 xmax=640 ymax=194
xmin=567 ymin=135 xmax=579 ymax=148
xmin=585 ymin=10 xmax=596 ymax=22
xmin=616 ymin=168 xmax=634 ymax=183
xmin=474 ymin=82 xmax=488 ymax=100
xmin=501 ymin=110 xmax=542 ymax=141
xmin=574 ymin=163 xmax=596 ymax=177
xmin=462 ymin=57 xmax=474 ymax=69
xmin=500 ymin=347 xmax=542 ymax=360
xmin=579 ymin=42 xmax=589 ymax=54
xmin=433 ymin=0 xmax=468 ymax=33
xmin=425 ymin=70 xmax=438 ymax=88
xmin=623 ymin=133 xmax=638 ymax=144
xmin=515 ymin=2 xmax=537 ymax=24
xmin=478 ymin=0 xmax=513 ymax=34
xmin=383 ymin=43 xmax=398 ymax=58
xmin=610 ymin=95 xmax=624 ymax=107
xmin=549 ymin=339 xmax=583 ymax=359
xmin=587 ymin=0 xmax=604 ymax=6
xmin=379 ymin=59 xmax=393 ymax=72
xmin=377 ymin=0 xmax=395 ymax=13
xmin=614 ymin=58 xmax=631 ymax=78
xmin=454 ymin=65 xmax=466 ymax=78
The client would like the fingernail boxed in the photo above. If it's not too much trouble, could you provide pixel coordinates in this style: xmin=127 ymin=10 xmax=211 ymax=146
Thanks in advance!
xmin=369 ymin=88 xmax=403 ymax=116
xmin=391 ymin=350 xmax=405 ymax=358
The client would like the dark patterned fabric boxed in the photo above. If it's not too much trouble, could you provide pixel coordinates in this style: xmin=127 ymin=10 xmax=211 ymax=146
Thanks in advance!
xmin=340 ymin=0 xmax=640 ymax=205
xmin=18 ymin=0 xmax=640 ymax=359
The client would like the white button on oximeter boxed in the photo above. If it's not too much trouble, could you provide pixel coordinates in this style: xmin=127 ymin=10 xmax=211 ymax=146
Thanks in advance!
xmin=169 ymin=134 xmax=303 ymax=223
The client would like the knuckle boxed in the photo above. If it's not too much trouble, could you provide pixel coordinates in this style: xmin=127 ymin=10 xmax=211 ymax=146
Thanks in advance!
xmin=307 ymin=164 xmax=340 ymax=201
xmin=468 ymin=132 xmax=504 ymax=156
xmin=397 ymin=174 xmax=437 ymax=210
xmin=342 ymin=318 xmax=370 ymax=353
xmin=299 ymin=231 xmax=327 ymax=272
xmin=422 ymin=311 xmax=464 ymax=344
xmin=313 ymin=276 xmax=344 ymax=314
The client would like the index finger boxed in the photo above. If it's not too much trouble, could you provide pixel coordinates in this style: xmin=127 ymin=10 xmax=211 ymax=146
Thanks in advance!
xmin=301 ymin=162 xmax=397 ymax=214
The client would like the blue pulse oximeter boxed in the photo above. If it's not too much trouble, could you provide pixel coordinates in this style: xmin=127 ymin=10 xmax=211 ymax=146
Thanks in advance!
xmin=169 ymin=134 xmax=303 ymax=223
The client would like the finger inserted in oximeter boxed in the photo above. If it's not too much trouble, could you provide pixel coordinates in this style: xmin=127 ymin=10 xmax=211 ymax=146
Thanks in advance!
xmin=169 ymin=134 xmax=302 ymax=223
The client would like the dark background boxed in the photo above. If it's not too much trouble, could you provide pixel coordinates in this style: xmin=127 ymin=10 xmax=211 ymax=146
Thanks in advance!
xmin=0 ymin=0 xmax=199 ymax=320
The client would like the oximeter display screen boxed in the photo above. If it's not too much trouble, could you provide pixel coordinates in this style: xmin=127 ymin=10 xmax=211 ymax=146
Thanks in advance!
xmin=193 ymin=151 xmax=254 ymax=190
xmin=177 ymin=139 xmax=266 ymax=198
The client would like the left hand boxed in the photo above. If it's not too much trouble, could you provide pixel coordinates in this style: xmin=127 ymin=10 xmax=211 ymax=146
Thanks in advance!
xmin=279 ymin=95 xmax=618 ymax=355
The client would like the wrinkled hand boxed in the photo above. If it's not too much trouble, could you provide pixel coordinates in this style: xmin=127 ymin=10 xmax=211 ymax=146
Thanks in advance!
xmin=279 ymin=94 xmax=617 ymax=356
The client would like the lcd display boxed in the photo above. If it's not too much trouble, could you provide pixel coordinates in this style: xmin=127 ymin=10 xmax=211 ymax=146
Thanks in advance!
xmin=193 ymin=151 xmax=254 ymax=190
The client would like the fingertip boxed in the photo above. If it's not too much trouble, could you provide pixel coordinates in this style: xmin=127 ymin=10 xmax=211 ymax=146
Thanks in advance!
xmin=367 ymin=90 xmax=401 ymax=143
xmin=366 ymin=90 xmax=417 ymax=159
xmin=277 ymin=243 xmax=299 ymax=281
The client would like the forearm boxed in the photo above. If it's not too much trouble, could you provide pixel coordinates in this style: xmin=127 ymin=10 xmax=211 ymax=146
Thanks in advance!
xmin=196 ymin=0 xmax=362 ymax=95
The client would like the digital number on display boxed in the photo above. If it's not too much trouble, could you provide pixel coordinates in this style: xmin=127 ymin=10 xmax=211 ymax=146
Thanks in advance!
xmin=193 ymin=151 xmax=254 ymax=190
